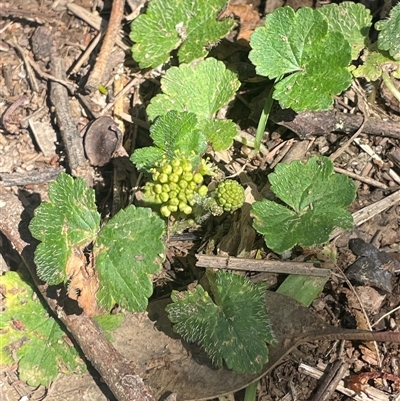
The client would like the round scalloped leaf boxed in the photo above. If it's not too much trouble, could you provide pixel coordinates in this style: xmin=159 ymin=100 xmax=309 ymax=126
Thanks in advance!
xmin=130 ymin=0 xmax=235 ymax=68
xmin=319 ymin=1 xmax=372 ymax=60
xmin=252 ymin=156 xmax=356 ymax=254
xmin=29 ymin=173 xmax=100 ymax=284
xmin=147 ymin=58 xmax=240 ymax=150
xmin=0 ymin=272 xmax=85 ymax=386
xmin=147 ymin=58 xmax=240 ymax=120
xmin=166 ymin=270 xmax=275 ymax=374
xmin=95 ymin=205 xmax=165 ymax=312
xmin=249 ymin=7 xmax=352 ymax=111
xmin=131 ymin=111 xmax=207 ymax=172
xmin=376 ymin=2 xmax=400 ymax=60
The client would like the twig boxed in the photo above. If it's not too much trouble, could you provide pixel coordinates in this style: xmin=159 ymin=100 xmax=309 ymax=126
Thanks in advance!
xmin=372 ymin=304 xmax=400 ymax=328
xmin=69 ymin=31 xmax=104 ymax=75
xmin=85 ymin=0 xmax=126 ymax=93
xmin=309 ymin=360 xmax=348 ymax=401
xmin=0 ymin=184 xmax=155 ymax=401
xmin=6 ymin=38 xmax=77 ymax=93
xmin=271 ymin=109 xmax=400 ymax=140
xmin=330 ymin=189 xmax=400 ymax=240
xmin=329 ymin=116 xmax=366 ymax=161
xmin=354 ymin=138 xmax=400 ymax=185
xmin=67 ymin=3 xmax=128 ymax=51
xmin=5 ymin=38 xmax=39 ymax=92
xmin=298 ymin=363 xmax=390 ymax=401
xmin=195 ymin=254 xmax=332 ymax=277
xmin=50 ymin=54 xmax=93 ymax=184
xmin=333 ymin=167 xmax=388 ymax=190
xmin=0 ymin=167 xmax=65 ymax=186
xmin=101 ymin=75 xmax=138 ymax=114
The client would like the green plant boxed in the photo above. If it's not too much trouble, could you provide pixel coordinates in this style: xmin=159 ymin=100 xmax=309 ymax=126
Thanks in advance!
xmin=130 ymin=0 xmax=235 ymax=68
xmin=146 ymin=58 xmax=241 ymax=151
xmin=214 ymin=179 xmax=245 ymax=212
xmin=248 ymin=2 xmax=400 ymax=151
xmin=166 ymin=269 xmax=276 ymax=374
xmin=353 ymin=2 xmax=400 ymax=103
xmin=143 ymin=152 xmax=209 ymax=217
xmin=0 ymin=272 xmax=86 ymax=385
xmin=29 ymin=172 xmax=166 ymax=314
xmin=251 ymin=156 xmax=357 ymax=254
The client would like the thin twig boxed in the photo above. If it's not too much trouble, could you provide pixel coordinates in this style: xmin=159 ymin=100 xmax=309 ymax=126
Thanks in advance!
xmin=67 ymin=3 xmax=128 ymax=51
xmin=85 ymin=0 xmax=126 ymax=93
xmin=333 ymin=167 xmax=388 ymax=190
xmin=50 ymin=54 xmax=93 ymax=184
xmin=298 ymin=363 xmax=389 ymax=401
xmin=330 ymin=189 xmax=400 ymax=240
xmin=329 ymin=116 xmax=367 ymax=161
xmin=195 ymin=254 xmax=332 ymax=277
xmin=69 ymin=30 xmax=104 ymax=75
xmin=6 ymin=37 xmax=77 ymax=93
xmin=101 ymin=75 xmax=138 ymax=114
xmin=309 ymin=360 xmax=348 ymax=401
xmin=354 ymin=138 xmax=400 ymax=185
xmin=5 ymin=38 xmax=39 ymax=92
xmin=372 ymin=304 xmax=400 ymax=328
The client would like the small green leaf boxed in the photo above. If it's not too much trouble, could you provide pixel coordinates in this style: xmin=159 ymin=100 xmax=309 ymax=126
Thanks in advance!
xmin=130 ymin=0 xmax=235 ymax=68
xmin=249 ymin=7 xmax=352 ymax=111
xmin=319 ymin=1 xmax=372 ymax=60
xmin=276 ymin=275 xmax=328 ymax=307
xmin=29 ymin=173 xmax=100 ymax=284
xmin=130 ymin=147 xmax=165 ymax=172
xmin=0 ymin=272 xmax=85 ymax=386
xmin=353 ymin=46 xmax=400 ymax=81
xmin=95 ymin=205 xmax=165 ymax=312
xmin=198 ymin=118 xmax=237 ymax=151
xmin=376 ymin=2 xmax=400 ymax=60
xmin=131 ymin=111 xmax=207 ymax=172
xmin=166 ymin=270 xmax=275 ymax=374
xmin=147 ymin=59 xmax=240 ymax=150
xmin=252 ymin=156 xmax=356 ymax=254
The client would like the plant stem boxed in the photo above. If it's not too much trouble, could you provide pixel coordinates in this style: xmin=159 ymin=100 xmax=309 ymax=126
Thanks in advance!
xmin=254 ymin=85 xmax=274 ymax=152
xmin=381 ymin=70 xmax=400 ymax=103
xmin=244 ymin=381 xmax=258 ymax=401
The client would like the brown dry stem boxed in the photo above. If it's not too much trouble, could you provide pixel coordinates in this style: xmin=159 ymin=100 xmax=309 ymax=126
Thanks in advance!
xmin=85 ymin=0 xmax=126 ymax=93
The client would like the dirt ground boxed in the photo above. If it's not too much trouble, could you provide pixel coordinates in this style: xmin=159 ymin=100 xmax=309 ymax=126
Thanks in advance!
xmin=0 ymin=0 xmax=400 ymax=400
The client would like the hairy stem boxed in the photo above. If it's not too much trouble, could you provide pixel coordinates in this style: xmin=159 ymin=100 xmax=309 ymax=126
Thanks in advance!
xmin=381 ymin=70 xmax=400 ymax=103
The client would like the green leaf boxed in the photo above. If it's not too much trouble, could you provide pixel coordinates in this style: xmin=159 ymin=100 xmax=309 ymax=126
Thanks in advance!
xmin=319 ymin=1 xmax=372 ymax=60
xmin=353 ymin=46 xmax=400 ymax=81
xmin=130 ymin=0 xmax=235 ymax=68
xmin=198 ymin=118 xmax=237 ymax=152
xmin=147 ymin=58 xmax=240 ymax=150
xmin=131 ymin=111 xmax=207 ymax=172
xmin=95 ymin=205 xmax=165 ymax=312
xmin=0 ymin=272 xmax=85 ymax=386
xmin=376 ymin=2 xmax=400 ymax=60
xmin=166 ymin=270 xmax=275 ymax=374
xmin=252 ymin=156 xmax=356 ymax=254
xmin=249 ymin=7 xmax=352 ymax=111
xmin=29 ymin=172 xmax=100 ymax=284
xmin=130 ymin=147 xmax=165 ymax=172
xmin=276 ymin=275 xmax=328 ymax=307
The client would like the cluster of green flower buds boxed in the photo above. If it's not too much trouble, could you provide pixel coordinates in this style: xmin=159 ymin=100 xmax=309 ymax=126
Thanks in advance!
xmin=214 ymin=180 xmax=245 ymax=212
xmin=144 ymin=154 xmax=209 ymax=217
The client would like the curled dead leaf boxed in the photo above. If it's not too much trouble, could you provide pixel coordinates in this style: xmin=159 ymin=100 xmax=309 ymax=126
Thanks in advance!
xmin=66 ymin=248 xmax=99 ymax=316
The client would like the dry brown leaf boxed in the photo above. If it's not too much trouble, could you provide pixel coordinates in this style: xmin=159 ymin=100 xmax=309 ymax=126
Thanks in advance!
xmin=220 ymin=4 xmax=261 ymax=43
xmin=66 ymin=248 xmax=99 ymax=316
